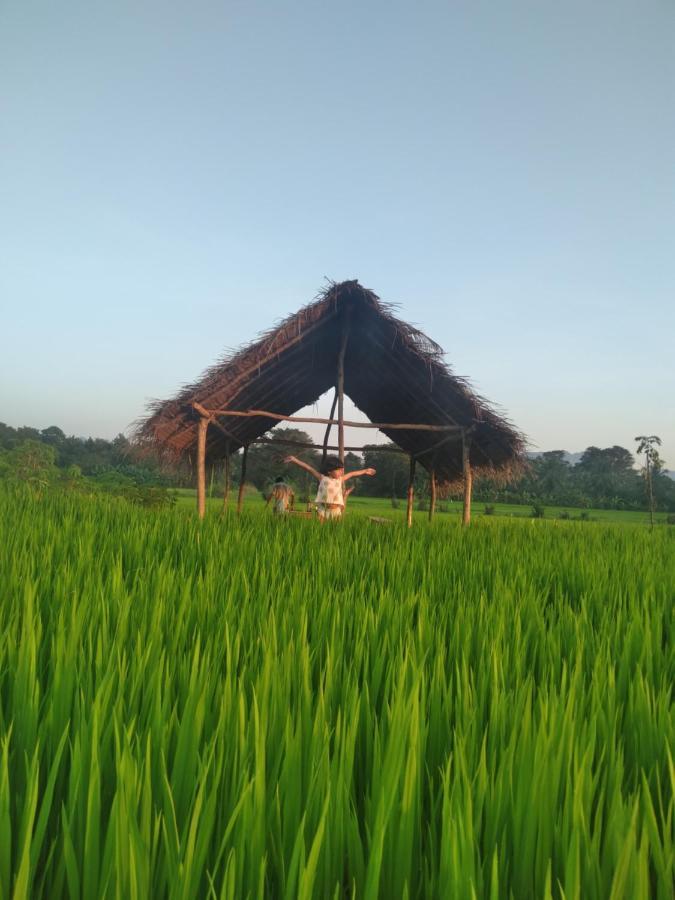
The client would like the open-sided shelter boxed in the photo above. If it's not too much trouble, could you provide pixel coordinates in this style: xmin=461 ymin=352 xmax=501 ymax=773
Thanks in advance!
xmin=136 ymin=280 xmax=525 ymax=523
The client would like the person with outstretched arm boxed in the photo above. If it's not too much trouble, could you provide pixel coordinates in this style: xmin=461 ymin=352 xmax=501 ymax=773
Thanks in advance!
xmin=284 ymin=454 xmax=375 ymax=521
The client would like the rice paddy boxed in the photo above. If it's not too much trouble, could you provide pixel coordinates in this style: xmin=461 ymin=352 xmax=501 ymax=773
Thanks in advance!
xmin=0 ymin=487 xmax=672 ymax=898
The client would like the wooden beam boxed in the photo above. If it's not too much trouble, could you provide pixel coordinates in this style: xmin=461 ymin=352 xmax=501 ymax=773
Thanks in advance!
xmin=250 ymin=436 xmax=405 ymax=455
xmin=406 ymin=456 xmax=416 ymax=528
xmin=237 ymin=444 xmax=249 ymax=515
xmin=204 ymin=407 xmax=464 ymax=433
xmin=462 ymin=433 xmax=472 ymax=526
xmin=429 ymin=470 xmax=436 ymax=522
xmin=337 ymin=313 xmax=350 ymax=465
xmin=192 ymin=401 xmax=240 ymax=446
xmin=196 ymin=416 xmax=208 ymax=519
xmin=222 ymin=451 xmax=231 ymax=512
xmin=322 ymin=389 xmax=339 ymax=467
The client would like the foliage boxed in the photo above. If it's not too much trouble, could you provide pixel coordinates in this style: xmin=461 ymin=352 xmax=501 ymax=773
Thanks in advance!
xmin=0 ymin=440 xmax=57 ymax=492
xmin=231 ymin=428 xmax=321 ymax=496
xmin=3 ymin=421 xmax=674 ymax=512
xmin=635 ymin=435 xmax=663 ymax=527
xmin=0 ymin=437 xmax=176 ymax=508
xmin=0 ymin=489 xmax=672 ymax=898
xmin=479 ymin=446 xmax=675 ymax=512
xmin=0 ymin=421 xmax=187 ymax=486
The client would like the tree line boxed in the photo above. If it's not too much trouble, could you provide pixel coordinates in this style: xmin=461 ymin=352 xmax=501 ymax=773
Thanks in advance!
xmin=0 ymin=423 xmax=182 ymax=506
xmin=1 ymin=421 xmax=673 ymax=512
xmin=238 ymin=433 xmax=674 ymax=512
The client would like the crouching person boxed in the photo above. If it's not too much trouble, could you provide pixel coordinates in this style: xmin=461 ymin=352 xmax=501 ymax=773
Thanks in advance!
xmin=266 ymin=476 xmax=295 ymax=515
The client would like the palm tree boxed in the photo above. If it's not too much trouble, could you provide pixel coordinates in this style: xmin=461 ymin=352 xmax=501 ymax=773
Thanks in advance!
xmin=635 ymin=435 xmax=662 ymax=528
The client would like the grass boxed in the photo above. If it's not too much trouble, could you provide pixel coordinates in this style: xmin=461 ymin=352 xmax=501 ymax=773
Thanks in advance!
xmin=0 ymin=486 xmax=673 ymax=898
xmin=176 ymin=487 xmax=671 ymax=526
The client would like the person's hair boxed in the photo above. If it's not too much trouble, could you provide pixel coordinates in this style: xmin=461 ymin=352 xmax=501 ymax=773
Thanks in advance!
xmin=321 ymin=455 xmax=343 ymax=475
xmin=274 ymin=476 xmax=285 ymax=483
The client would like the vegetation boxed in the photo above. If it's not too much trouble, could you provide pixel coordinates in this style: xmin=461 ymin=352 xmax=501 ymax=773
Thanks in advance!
xmin=0 ymin=425 xmax=178 ymax=507
xmin=2 ymin=422 xmax=674 ymax=514
xmin=635 ymin=435 xmax=664 ymax=527
xmin=0 ymin=487 xmax=672 ymax=898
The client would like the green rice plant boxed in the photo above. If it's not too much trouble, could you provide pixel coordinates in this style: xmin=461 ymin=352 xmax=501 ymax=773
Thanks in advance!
xmin=0 ymin=484 xmax=672 ymax=898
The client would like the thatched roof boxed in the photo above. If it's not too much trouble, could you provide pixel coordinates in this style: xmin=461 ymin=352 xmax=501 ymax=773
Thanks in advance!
xmin=136 ymin=280 xmax=525 ymax=484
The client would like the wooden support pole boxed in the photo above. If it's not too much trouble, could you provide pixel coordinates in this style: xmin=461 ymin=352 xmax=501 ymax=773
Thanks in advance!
xmin=196 ymin=416 xmax=208 ymax=519
xmin=322 ymin=389 xmax=339 ymax=467
xmin=237 ymin=445 xmax=249 ymax=515
xmin=337 ymin=315 xmax=350 ymax=466
xmin=406 ymin=456 xmax=416 ymax=528
xmin=222 ymin=451 xmax=231 ymax=511
xmin=429 ymin=470 xmax=436 ymax=522
xmin=462 ymin=432 xmax=473 ymax=526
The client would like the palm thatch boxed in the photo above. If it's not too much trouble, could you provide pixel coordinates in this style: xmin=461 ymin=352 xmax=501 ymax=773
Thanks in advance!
xmin=135 ymin=280 xmax=526 ymax=484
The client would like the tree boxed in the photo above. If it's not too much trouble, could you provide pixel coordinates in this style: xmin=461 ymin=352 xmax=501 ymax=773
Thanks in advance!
xmin=575 ymin=446 xmax=641 ymax=509
xmin=40 ymin=425 xmax=66 ymax=448
xmin=361 ymin=445 xmax=409 ymax=498
xmin=237 ymin=429 xmax=321 ymax=497
xmin=4 ymin=441 xmax=58 ymax=492
xmin=635 ymin=435 xmax=662 ymax=527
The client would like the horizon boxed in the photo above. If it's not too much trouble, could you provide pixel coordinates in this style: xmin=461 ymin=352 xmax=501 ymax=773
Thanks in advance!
xmin=1 ymin=2 xmax=673 ymax=462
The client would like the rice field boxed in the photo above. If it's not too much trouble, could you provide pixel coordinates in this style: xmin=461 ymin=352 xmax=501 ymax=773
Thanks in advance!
xmin=0 ymin=487 xmax=672 ymax=899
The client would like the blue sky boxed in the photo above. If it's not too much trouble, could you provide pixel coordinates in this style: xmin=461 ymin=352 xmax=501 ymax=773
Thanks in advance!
xmin=1 ymin=1 xmax=673 ymax=463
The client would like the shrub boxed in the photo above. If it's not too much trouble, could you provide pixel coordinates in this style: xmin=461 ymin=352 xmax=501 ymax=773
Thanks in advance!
xmin=558 ymin=510 xmax=571 ymax=520
xmin=484 ymin=505 xmax=495 ymax=516
xmin=136 ymin=486 xmax=177 ymax=508
xmin=531 ymin=504 xmax=545 ymax=519
xmin=666 ymin=514 xmax=675 ymax=525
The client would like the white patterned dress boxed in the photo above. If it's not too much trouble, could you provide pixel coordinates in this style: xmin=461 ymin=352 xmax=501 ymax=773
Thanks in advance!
xmin=315 ymin=476 xmax=344 ymax=520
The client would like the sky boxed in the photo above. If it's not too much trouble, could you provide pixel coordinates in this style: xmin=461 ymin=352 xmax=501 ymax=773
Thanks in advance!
xmin=1 ymin=1 xmax=674 ymax=464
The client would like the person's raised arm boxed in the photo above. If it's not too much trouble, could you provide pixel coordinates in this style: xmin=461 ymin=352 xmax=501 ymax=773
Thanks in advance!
xmin=342 ymin=467 xmax=376 ymax=483
xmin=284 ymin=455 xmax=322 ymax=481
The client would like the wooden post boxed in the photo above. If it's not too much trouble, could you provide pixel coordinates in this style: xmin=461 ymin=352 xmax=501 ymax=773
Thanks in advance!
xmin=428 ymin=470 xmax=436 ymax=522
xmin=406 ymin=456 xmax=416 ymax=528
xmin=237 ymin=444 xmax=248 ymax=515
xmin=322 ymin=389 xmax=339 ymax=468
xmin=337 ymin=314 xmax=350 ymax=466
xmin=462 ymin=431 xmax=472 ymax=526
xmin=222 ymin=451 xmax=231 ymax=512
xmin=196 ymin=416 xmax=208 ymax=519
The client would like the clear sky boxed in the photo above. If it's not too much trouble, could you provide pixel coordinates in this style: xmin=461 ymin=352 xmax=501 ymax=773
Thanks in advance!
xmin=1 ymin=1 xmax=673 ymax=463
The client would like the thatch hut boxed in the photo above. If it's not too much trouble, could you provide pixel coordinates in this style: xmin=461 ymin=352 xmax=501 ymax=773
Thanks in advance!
xmin=136 ymin=280 xmax=525 ymax=523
